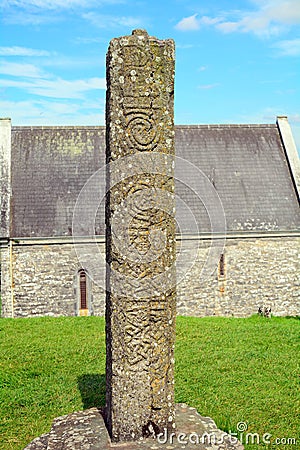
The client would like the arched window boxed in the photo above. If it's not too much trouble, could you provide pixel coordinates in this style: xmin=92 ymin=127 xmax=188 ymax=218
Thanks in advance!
xmin=218 ymin=253 xmax=226 ymax=295
xmin=219 ymin=253 xmax=225 ymax=278
xmin=78 ymin=269 xmax=89 ymax=316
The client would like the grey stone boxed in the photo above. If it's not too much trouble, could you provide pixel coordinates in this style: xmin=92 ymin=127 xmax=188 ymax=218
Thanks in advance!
xmin=24 ymin=405 xmax=244 ymax=450
xmin=23 ymin=434 xmax=48 ymax=450
xmin=1 ymin=236 xmax=299 ymax=318
xmin=105 ymin=29 xmax=176 ymax=442
xmin=46 ymin=408 xmax=110 ymax=449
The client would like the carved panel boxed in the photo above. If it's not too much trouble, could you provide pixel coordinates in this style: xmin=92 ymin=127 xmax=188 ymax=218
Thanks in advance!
xmin=105 ymin=29 xmax=176 ymax=442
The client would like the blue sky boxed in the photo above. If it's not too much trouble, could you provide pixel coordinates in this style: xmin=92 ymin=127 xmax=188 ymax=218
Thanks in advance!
xmin=1 ymin=0 xmax=300 ymax=150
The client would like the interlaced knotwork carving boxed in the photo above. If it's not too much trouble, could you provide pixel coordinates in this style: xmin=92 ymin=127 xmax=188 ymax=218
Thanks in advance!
xmin=105 ymin=29 xmax=176 ymax=442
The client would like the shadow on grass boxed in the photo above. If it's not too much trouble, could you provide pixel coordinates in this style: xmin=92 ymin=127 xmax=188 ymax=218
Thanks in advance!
xmin=77 ymin=373 xmax=106 ymax=409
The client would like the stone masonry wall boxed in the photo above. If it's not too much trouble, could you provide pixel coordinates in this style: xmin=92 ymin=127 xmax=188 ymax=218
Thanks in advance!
xmin=1 ymin=236 xmax=299 ymax=318
xmin=0 ymin=246 xmax=12 ymax=317
xmin=176 ymin=236 xmax=299 ymax=317
xmin=2 ymin=243 xmax=105 ymax=318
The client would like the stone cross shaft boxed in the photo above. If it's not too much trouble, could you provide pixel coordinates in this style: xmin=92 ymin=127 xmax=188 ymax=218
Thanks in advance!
xmin=105 ymin=29 xmax=176 ymax=442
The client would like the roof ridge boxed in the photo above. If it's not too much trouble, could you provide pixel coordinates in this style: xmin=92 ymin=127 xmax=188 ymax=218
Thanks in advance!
xmin=175 ymin=124 xmax=276 ymax=128
xmin=11 ymin=123 xmax=276 ymax=131
xmin=11 ymin=125 xmax=105 ymax=130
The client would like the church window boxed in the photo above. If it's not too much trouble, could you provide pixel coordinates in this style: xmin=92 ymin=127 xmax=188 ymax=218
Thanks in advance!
xmin=219 ymin=253 xmax=225 ymax=278
xmin=218 ymin=253 xmax=226 ymax=295
xmin=78 ymin=269 xmax=89 ymax=316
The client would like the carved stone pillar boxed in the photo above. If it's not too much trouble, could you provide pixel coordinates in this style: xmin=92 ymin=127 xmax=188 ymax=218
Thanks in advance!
xmin=105 ymin=29 xmax=176 ymax=442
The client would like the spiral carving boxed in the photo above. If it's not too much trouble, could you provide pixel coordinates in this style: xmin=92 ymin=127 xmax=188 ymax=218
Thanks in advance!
xmin=126 ymin=114 xmax=158 ymax=150
xmin=73 ymin=152 xmax=226 ymax=295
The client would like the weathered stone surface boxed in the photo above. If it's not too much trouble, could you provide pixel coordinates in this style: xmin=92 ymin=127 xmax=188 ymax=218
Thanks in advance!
xmin=23 ymin=408 xmax=110 ymax=450
xmin=176 ymin=236 xmax=300 ymax=317
xmin=23 ymin=434 xmax=48 ymax=450
xmin=24 ymin=405 xmax=244 ymax=449
xmin=46 ymin=408 xmax=110 ymax=449
xmin=0 ymin=118 xmax=11 ymax=238
xmin=1 ymin=236 xmax=299 ymax=318
xmin=105 ymin=29 xmax=176 ymax=442
xmin=0 ymin=245 xmax=13 ymax=317
xmin=0 ymin=241 xmax=105 ymax=318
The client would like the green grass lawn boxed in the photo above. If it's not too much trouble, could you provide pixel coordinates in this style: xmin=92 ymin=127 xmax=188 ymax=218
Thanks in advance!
xmin=0 ymin=315 xmax=299 ymax=450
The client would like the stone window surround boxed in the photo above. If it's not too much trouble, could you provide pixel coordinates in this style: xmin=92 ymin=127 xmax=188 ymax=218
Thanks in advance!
xmin=76 ymin=267 xmax=92 ymax=316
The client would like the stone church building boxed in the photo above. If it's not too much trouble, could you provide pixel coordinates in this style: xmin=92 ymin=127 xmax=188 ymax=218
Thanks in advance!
xmin=0 ymin=116 xmax=299 ymax=318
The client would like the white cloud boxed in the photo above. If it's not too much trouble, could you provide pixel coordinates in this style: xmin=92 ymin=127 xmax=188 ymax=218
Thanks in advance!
xmin=1 ymin=76 xmax=106 ymax=99
xmin=263 ymin=0 xmax=300 ymax=25
xmin=41 ymin=54 xmax=105 ymax=70
xmin=0 ymin=61 xmax=106 ymax=99
xmin=0 ymin=99 xmax=105 ymax=125
xmin=0 ymin=46 xmax=51 ymax=56
xmin=29 ymin=77 xmax=106 ymax=98
xmin=0 ymin=0 xmax=125 ymax=24
xmin=1 ymin=10 xmax=62 ymax=25
xmin=0 ymin=100 xmax=45 ymax=122
xmin=187 ymin=0 xmax=300 ymax=37
xmin=2 ymin=0 xmax=96 ymax=10
xmin=198 ymin=16 xmax=222 ymax=26
xmin=0 ymin=61 xmax=46 ymax=78
xmin=175 ymin=14 xmax=200 ymax=31
xmin=216 ymin=21 xmax=240 ymax=33
xmin=245 ymin=0 xmax=299 ymax=34
xmin=273 ymin=38 xmax=300 ymax=56
xmin=82 ymin=12 xmax=142 ymax=29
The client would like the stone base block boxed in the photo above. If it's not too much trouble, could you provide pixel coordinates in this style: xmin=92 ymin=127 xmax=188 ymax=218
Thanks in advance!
xmin=24 ymin=404 xmax=244 ymax=450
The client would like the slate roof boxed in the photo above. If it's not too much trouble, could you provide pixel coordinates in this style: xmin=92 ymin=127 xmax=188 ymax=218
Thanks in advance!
xmin=10 ymin=123 xmax=300 ymax=237
xmin=175 ymin=124 xmax=300 ymax=233
xmin=11 ymin=127 xmax=105 ymax=237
